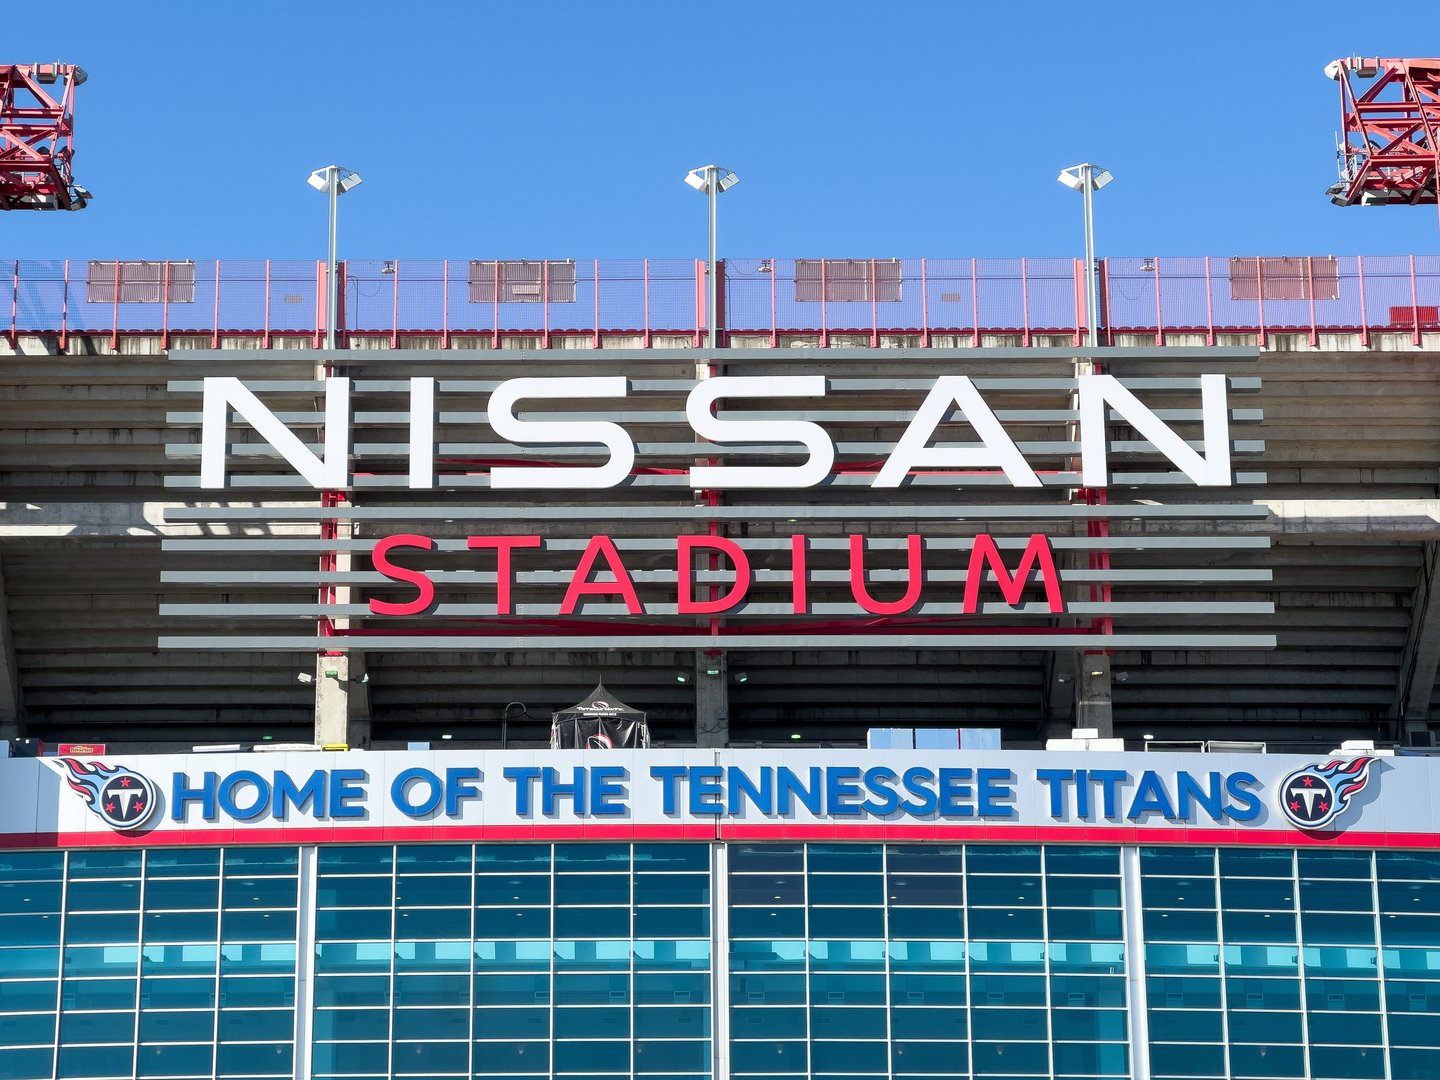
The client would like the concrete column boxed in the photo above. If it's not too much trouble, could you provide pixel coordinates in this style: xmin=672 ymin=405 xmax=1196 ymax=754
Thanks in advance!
xmin=1075 ymin=652 xmax=1114 ymax=736
xmin=695 ymin=652 xmax=729 ymax=747
xmin=0 ymin=556 xmax=22 ymax=739
xmin=312 ymin=654 xmax=370 ymax=748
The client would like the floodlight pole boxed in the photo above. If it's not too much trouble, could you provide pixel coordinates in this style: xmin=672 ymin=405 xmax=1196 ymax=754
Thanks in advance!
xmin=1081 ymin=164 xmax=1098 ymax=349
xmin=325 ymin=167 xmax=339 ymax=351
xmin=705 ymin=165 xmax=720 ymax=350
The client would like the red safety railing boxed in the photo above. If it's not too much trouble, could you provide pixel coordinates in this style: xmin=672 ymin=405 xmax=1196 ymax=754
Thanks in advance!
xmin=6 ymin=255 xmax=1439 ymax=350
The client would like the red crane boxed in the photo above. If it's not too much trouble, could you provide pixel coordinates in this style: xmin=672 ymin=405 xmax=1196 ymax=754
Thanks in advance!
xmin=0 ymin=62 xmax=89 ymax=211
xmin=1326 ymin=57 xmax=1439 ymax=212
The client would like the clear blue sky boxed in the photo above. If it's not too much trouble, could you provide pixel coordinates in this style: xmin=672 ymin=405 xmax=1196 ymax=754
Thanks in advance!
xmin=3 ymin=1 xmax=1435 ymax=260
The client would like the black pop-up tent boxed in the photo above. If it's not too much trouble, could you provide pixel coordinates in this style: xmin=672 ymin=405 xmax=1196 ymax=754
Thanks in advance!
xmin=550 ymin=683 xmax=650 ymax=749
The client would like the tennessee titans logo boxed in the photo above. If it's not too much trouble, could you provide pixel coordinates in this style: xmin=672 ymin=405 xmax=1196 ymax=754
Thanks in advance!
xmin=1277 ymin=757 xmax=1377 ymax=831
xmin=57 ymin=758 xmax=159 ymax=832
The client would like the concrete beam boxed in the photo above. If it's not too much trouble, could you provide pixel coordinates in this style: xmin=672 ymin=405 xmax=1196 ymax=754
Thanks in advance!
xmin=1394 ymin=542 xmax=1440 ymax=724
xmin=0 ymin=556 xmax=21 ymax=738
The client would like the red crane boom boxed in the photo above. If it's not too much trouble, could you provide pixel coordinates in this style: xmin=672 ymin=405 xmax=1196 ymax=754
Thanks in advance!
xmin=0 ymin=62 xmax=89 ymax=211
xmin=1326 ymin=57 xmax=1439 ymax=210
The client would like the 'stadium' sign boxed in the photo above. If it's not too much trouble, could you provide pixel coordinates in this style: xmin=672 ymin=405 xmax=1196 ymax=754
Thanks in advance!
xmin=159 ymin=347 xmax=1273 ymax=652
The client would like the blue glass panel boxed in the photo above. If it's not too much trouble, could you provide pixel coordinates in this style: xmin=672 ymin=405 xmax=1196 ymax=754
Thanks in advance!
xmin=392 ymin=1007 xmax=469 ymax=1039
xmin=889 ymin=1005 xmax=965 ymax=1039
xmin=68 ymin=851 xmax=142 ymax=879
xmin=143 ymin=878 xmax=219 ymax=911
xmin=1225 ymin=944 xmax=1300 ymax=975
xmin=970 ymin=941 xmax=1046 ymax=973
xmin=1230 ymin=1043 xmax=1305 ymax=1077
xmin=61 ymin=977 xmax=135 ymax=1009
xmin=1307 ymin=1012 xmax=1383 ymax=1045
xmin=554 ymin=1005 xmax=629 ymax=1038
xmin=1049 ymin=907 xmax=1123 ymax=941
xmin=473 ymin=1007 xmax=549 ymax=1039
xmin=58 ymin=1045 xmax=132 ymax=1078
xmin=222 ymin=848 xmax=298 ymax=874
xmin=551 ymin=973 xmax=626 ymax=1005
xmin=1047 ymin=875 xmax=1123 ymax=907
xmin=220 ymin=942 xmax=294 ymax=974
xmin=634 ymin=905 xmax=708 ymax=938
xmin=222 ymin=877 xmax=297 ymax=908
xmin=394 ymin=875 xmax=471 ymax=907
xmin=1046 ymin=845 xmax=1122 ymax=873
xmin=58 ymin=1012 xmax=133 ymax=1043
xmin=395 ymin=907 xmax=470 ymax=940
xmin=1143 ymin=877 xmax=1216 ymax=908
xmin=970 ymin=972 xmax=1045 ymax=1006
xmin=318 ymin=846 xmax=393 ymax=872
xmin=635 ymin=1005 xmax=709 ymax=1038
xmin=633 ymin=1039 xmax=709 ymax=1073
xmin=1379 ymin=879 xmax=1440 ymax=913
xmin=316 ymin=877 xmax=393 ymax=909
xmin=474 ymin=875 xmax=551 ymax=906
xmin=731 ymin=973 xmax=805 ymax=1005
xmin=1148 ymin=975 xmax=1221 ymax=1008
xmin=1384 ymin=946 xmax=1440 ymax=975
xmin=808 ymin=908 xmax=882 ymax=938
xmin=1300 ymin=879 xmax=1373 ymax=911
xmin=475 ymin=907 xmax=549 ymax=938
xmin=0 ymin=978 xmax=55 ymax=1011
xmin=1296 ymin=849 xmax=1372 ymax=879
xmin=473 ymin=974 xmax=549 ymax=1005
xmin=1150 ymin=1009 xmax=1222 ymax=1041
xmin=395 ymin=845 xmax=472 ymax=872
xmin=1140 ymin=847 xmax=1214 ymax=876
xmin=887 ymin=940 xmax=966 ymax=972
xmin=552 ymin=939 xmax=630 ymax=971
xmin=474 ymin=939 xmax=550 ymax=971
xmin=556 ymin=873 xmax=628 ymax=906
xmin=0 ymin=1013 xmax=54 ymax=1047
xmin=1145 ymin=908 xmax=1218 ymax=942
xmin=632 ymin=844 xmax=707 ymax=871
xmin=1219 ymin=848 xmax=1293 ymax=877
xmin=807 ymin=940 xmax=884 ymax=970
xmin=634 ymin=874 xmax=710 ymax=905
xmin=1053 ymin=1041 xmax=1128 ymax=1076
xmin=66 ymin=880 xmax=140 ymax=913
xmin=1303 ymin=913 xmax=1375 ymax=945
xmin=473 ymin=844 xmax=551 ymax=872
xmin=2 ymin=946 xmax=60 ymax=975
xmin=1307 ymin=1044 xmax=1385 ymax=1079
xmin=136 ymin=1044 xmax=214 ymax=1078
xmin=731 ymin=940 xmax=806 ymax=972
xmin=68 ymin=913 xmax=139 ymax=945
xmin=143 ymin=910 xmax=218 ymax=943
xmin=1226 ymin=976 xmax=1301 ymax=1009
xmin=0 ymin=914 xmax=60 ymax=946
xmin=312 ymin=975 xmax=387 ymax=1007
xmin=392 ymin=1041 xmax=469 ymax=1075
xmin=218 ymin=1007 xmax=293 ymax=1042
xmin=0 ymin=852 xmax=63 ymax=882
xmin=972 ymin=1006 xmax=1048 ymax=1041
xmin=142 ymin=976 xmax=216 ymax=1009
xmin=967 ymin=845 xmax=1041 ymax=873
xmin=1227 ymin=1009 xmax=1303 ymax=1042
xmin=730 ymin=907 xmax=804 ymax=939
xmin=553 ymin=1040 xmax=629 ymax=1072
xmin=1049 ymin=941 xmax=1126 ymax=973
xmin=139 ymin=943 xmax=216 ymax=974
xmin=552 ymin=843 xmax=629 ymax=869
xmin=972 ymin=1040 xmax=1048 ymax=1073
xmin=808 ymin=973 xmax=885 ymax=1004
xmin=3 ymin=1048 xmax=51 ymax=1080
xmin=1222 ymin=910 xmax=1296 ymax=944
xmin=554 ymin=905 xmax=628 ymax=938
xmin=316 ymin=907 xmax=392 ymax=941
xmin=393 ymin=974 xmax=465 ymax=1008
xmin=636 ymin=972 xmax=709 ymax=1004
xmin=731 ymin=1006 xmax=806 ymax=1038
xmin=217 ymin=1043 xmax=293 ymax=1076
xmin=886 ymin=907 xmax=963 ymax=940
xmin=1052 ymin=973 xmax=1126 ymax=1007
xmin=1150 ymin=1043 xmax=1224 ymax=1076
xmin=1306 ymin=945 xmax=1379 ymax=975
xmin=1145 ymin=943 xmax=1220 ymax=975
xmin=311 ymin=1042 xmax=390 ymax=1074
xmin=810 ymin=1040 xmax=886 ymax=1073
xmin=1385 ymin=978 xmax=1440 ymax=1012
xmin=1307 ymin=978 xmax=1380 ymax=1011
xmin=887 ymin=844 xmax=964 ymax=873
xmin=66 ymin=945 xmax=138 ymax=975
xmin=730 ymin=875 xmax=804 ymax=906
xmin=729 ymin=844 xmax=803 ymax=872
xmin=1222 ymin=876 xmax=1296 ymax=910
xmin=222 ymin=909 xmax=298 ymax=941
xmin=810 ymin=1005 xmax=886 ymax=1039
xmin=138 ymin=1008 xmax=215 ymax=1042
xmin=0 ymin=882 xmax=62 ymax=914
xmin=969 ymin=907 xmax=1043 ymax=940
xmin=635 ymin=939 xmax=710 ymax=971
xmin=1391 ymin=1048 xmax=1440 ymax=1079
xmin=886 ymin=874 xmax=962 ymax=906
xmin=470 ymin=1041 xmax=549 ymax=1074
xmin=1050 ymin=1008 xmax=1126 ymax=1041
xmin=806 ymin=844 xmax=880 ymax=873
xmin=730 ymin=1040 xmax=806 ymax=1073
xmin=807 ymin=875 xmax=882 ymax=906
xmin=1383 ymin=914 xmax=1440 ymax=946
xmin=967 ymin=874 xmax=1042 ymax=907
xmin=1377 ymin=851 xmax=1440 ymax=881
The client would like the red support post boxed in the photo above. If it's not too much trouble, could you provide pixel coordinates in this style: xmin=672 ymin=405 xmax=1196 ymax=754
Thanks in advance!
xmin=870 ymin=258 xmax=879 ymax=348
xmin=1357 ymin=256 xmax=1370 ymax=347
xmin=541 ymin=261 xmax=550 ymax=349
xmin=8 ymin=260 xmax=17 ymax=348
xmin=592 ymin=259 xmax=601 ymax=349
xmin=109 ymin=259 xmax=119 ymax=352
xmin=1411 ymin=254 xmax=1422 ymax=346
xmin=819 ymin=259 xmax=828 ymax=348
xmin=1020 ymin=257 xmax=1031 ymax=347
xmin=1072 ymin=258 xmax=1084 ymax=347
xmin=1307 ymin=256 xmax=1318 ymax=347
xmin=313 ymin=260 xmax=324 ymax=349
xmin=492 ymin=261 xmax=500 ymax=350
xmin=1204 ymin=257 xmax=1215 ymax=346
xmin=642 ymin=259 xmax=651 ymax=349
xmin=920 ymin=258 xmax=930 ymax=348
xmin=161 ymin=260 xmax=170 ymax=351
xmin=391 ymin=260 xmax=400 ymax=350
xmin=693 ymin=259 xmax=704 ymax=348
xmin=769 ymin=257 xmax=778 ymax=348
xmin=441 ymin=259 xmax=450 ymax=349
xmin=1254 ymin=258 xmax=1267 ymax=348
xmin=61 ymin=258 xmax=69 ymax=352
xmin=971 ymin=258 xmax=981 ymax=348
xmin=262 ymin=261 xmax=271 ymax=349
xmin=1153 ymin=258 xmax=1163 ymax=346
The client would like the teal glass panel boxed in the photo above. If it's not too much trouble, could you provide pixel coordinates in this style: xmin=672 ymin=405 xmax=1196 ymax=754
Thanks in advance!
xmin=808 ymin=972 xmax=884 ymax=1004
xmin=887 ymin=940 xmax=966 ymax=972
xmin=730 ymin=907 xmax=804 ymax=939
xmin=221 ymin=877 xmax=297 ymax=908
xmin=222 ymin=848 xmax=299 ymax=874
xmin=473 ymin=844 xmax=551 ymax=872
xmin=731 ymin=940 xmax=805 ymax=972
xmin=218 ymin=1008 xmax=293 ymax=1040
xmin=1226 ymin=976 xmax=1301 ymax=1009
xmin=311 ymin=975 xmax=386 ymax=1007
xmin=1048 ymin=907 xmax=1123 ymax=940
xmin=552 ymin=973 xmax=627 ymax=1005
xmin=1229 ymin=1043 xmax=1304 ymax=1077
xmin=316 ymin=907 xmax=392 ymax=941
xmin=554 ymin=905 xmax=628 ymax=938
xmin=0 ymin=1013 xmax=54 ymax=1046
xmin=1306 ymin=945 xmax=1379 ymax=975
xmin=971 ymin=1040 xmax=1048 ymax=1073
xmin=391 ymin=1041 xmax=469 ymax=1074
xmin=1221 ymin=910 xmax=1295 ymax=944
xmin=1219 ymin=848 xmax=1293 ymax=877
xmin=887 ymin=907 xmax=964 ymax=940
xmin=729 ymin=874 xmax=804 ymax=906
xmin=473 ymin=939 xmax=549 ymax=971
xmin=1300 ymin=879 xmax=1373 ymax=911
xmin=970 ymin=972 xmax=1045 ymax=1006
xmin=552 ymin=939 xmax=630 ymax=971
xmin=1307 ymin=1012 xmax=1383 ymax=1045
xmin=222 ymin=909 xmax=297 ymax=941
xmin=554 ymin=1005 xmax=629 ymax=1038
xmin=136 ymin=1044 xmax=214 ymax=1077
xmin=219 ymin=942 xmax=294 ymax=974
xmin=0 ymin=978 xmax=55 ymax=1010
xmin=1227 ymin=1009 xmax=1303 ymax=1042
xmin=1307 ymin=1044 xmax=1385 ymax=1079
xmin=68 ymin=851 xmax=142 ymax=879
xmin=392 ymin=1007 xmax=469 ymax=1040
xmin=632 ymin=1038 xmax=709 ymax=1073
xmin=1140 ymin=848 xmax=1214 ymax=876
xmin=141 ymin=977 xmax=216 ymax=1009
xmin=67 ymin=913 xmax=139 ymax=945
xmin=399 ymin=939 xmax=473 ymax=973
xmin=143 ymin=878 xmax=219 ymax=911
xmin=887 ymin=844 xmax=964 ymax=872
xmin=808 ymin=907 xmax=881 ymax=938
xmin=142 ymin=910 xmax=217 ymax=943
xmin=1149 ymin=1008 xmax=1222 ymax=1041
xmin=1052 ymin=973 xmax=1126 ymax=1007
xmin=0 ymin=852 xmax=63 ymax=882
xmin=635 ymin=939 xmax=710 ymax=971
xmin=807 ymin=939 xmax=884 ymax=971
xmin=1046 ymin=845 xmax=1121 ymax=873
xmin=314 ymin=1008 xmax=389 ymax=1042
xmin=967 ymin=845 xmax=1041 ymax=873
xmin=318 ymin=845 xmax=393 ymax=873
xmin=1144 ymin=909 xmax=1217 ymax=941
xmin=1391 ymin=1048 xmax=1440 ymax=1079
xmin=66 ymin=880 xmax=140 ymax=913
xmin=807 ymin=875 xmax=882 ymax=906
xmin=310 ymin=1042 xmax=390 ymax=1074
xmin=1050 ymin=1008 xmax=1126 ymax=1041
xmin=729 ymin=844 xmax=803 ymax=872
xmin=395 ymin=907 xmax=470 ymax=940
xmin=551 ymin=843 xmax=629 ymax=869
xmin=59 ymin=1012 xmax=135 ymax=1043
xmin=1380 ymin=880 xmax=1440 ymax=912
xmin=555 ymin=873 xmax=628 ymax=906
xmin=1221 ymin=877 xmax=1295 ymax=910
xmin=395 ymin=845 xmax=472 ymax=872
xmin=970 ymin=940 xmax=1046 ymax=973
xmin=1297 ymin=850 xmax=1372 ymax=879
xmin=57 ymin=1045 xmax=131 ymax=1078
xmin=635 ymin=1005 xmax=709 ymax=1038
xmin=217 ymin=1043 xmax=292 ymax=1076
xmin=66 ymin=945 xmax=138 ymax=975
xmin=143 ymin=848 xmax=220 ymax=877
xmin=634 ymin=905 xmax=708 ymax=938
xmin=61 ymin=977 xmax=135 ymax=1009
xmin=475 ymin=907 xmax=549 ymax=938
xmin=1148 ymin=975 xmax=1221 ymax=1008
xmin=139 ymin=943 xmax=215 ymax=974
xmin=1385 ymin=978 xmax=1440 ymax=1012
xmin=731 ymin=973 xmax=805 ymax=1004
xmin=0 ymin=914 xmax=60 ymax=947
xmin=553 ymin=1040 xmax=628 ymax=1072
xmin=3 ymin=947 xmax=60 ymax=975
xmin=1384 ymin=946 xmax=1440 ymax=975
xmin=1302 ymin=912 xmax=1375 ymax=945
xmin=1225 ymin=944 xmax=1300 ymax=975
xmin=138 ymin=1008 xmax=214 ymax=1042
xmin=0 ymin=881 xmax=62 ymax=913
xmin=1383 ymin=914 xmax=1440 ymax=945
xmin=1053 ymin=1041 xmax=1128 ymax=1076
xmin=891 ymin=1005 xmax=965 ymax=1039
xmin=968 ymin=907 xmax=1043 ymax=940
xmin=316 ymin=876 xmax=393 ymax=908
xmin=1049 ymin=941 xmax=1125 ymax=973
xmin=967 ymin=874 xmax=1042 ymax=907
xmin=3 ymin=1048 xmax=51 ymax=1080
xmin=886 ymin=874 xmax=963 ymax=906
xmin=1146 ymin=943 xmax=1220 ymax=974
xmin=1377 ymin=851 xmax=1440 ymax=881
xmin=730 ymin=1040 xmax=806 ymax=1073
xmin=473 ymin=973 xmax=549 ymax=1005
xmin=470 ymin=1041 xmax=549 ymax=1074
xmin=394 ymin=875 xmax=470 ymax=907
xmin=473 ymin=1007 xmax=549 ymax=1039
xmin=1143 ymin=877 xmax=1216 ymax=908
xmin=474 ymin=875 xmax=550 ymax=907
xmin=888 ymin=972 xmax=964 ymax=1005
xmin=971 ymin=1006 xmax=1048 ymax=1040
xmin=731 ymin=1006 xmax=805 ymax=1038
xmin=1150 ymin=1043 xmax=1224 ymax=1076
xmin=806 ymin=844 xmax=880 ymax=873
xmin=810 ymin=1005 xmax=886 ymax=1039
xmin=1307 ymin=978 xmax=1380 ymax=1011
xmin=1047 ymin=876 xmax=1123 ymax=907
xmin=632 ymin=844 xmax=707 ymax=871
xmin=810 ymin=1040 xmax=886 ymax=1073
xmin=634 ymin=874 xmax=709 ymax=905
xmin=637 ymin=972 xmax=709 ymax=1004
